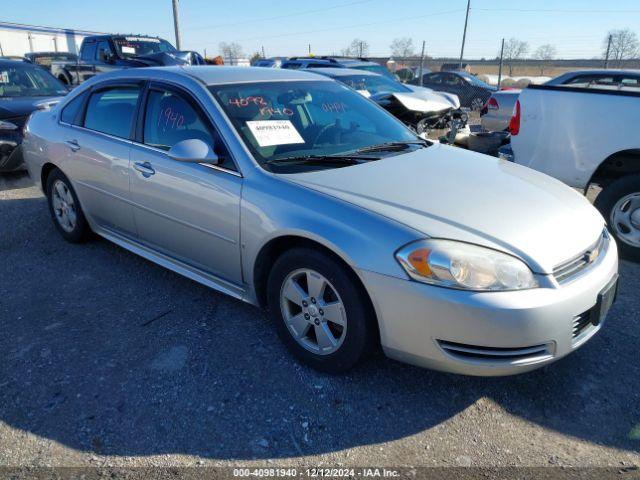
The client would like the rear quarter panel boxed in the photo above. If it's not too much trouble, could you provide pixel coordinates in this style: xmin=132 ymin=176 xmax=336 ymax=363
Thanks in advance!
xmin=511 ymin=87 xmax=640 ymax=189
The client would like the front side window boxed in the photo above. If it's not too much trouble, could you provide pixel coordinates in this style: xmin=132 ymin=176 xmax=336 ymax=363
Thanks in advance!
xmin=209 ymin=80 xmax=416 ymax=169
xmin=96 ymin=41 xmax=113 ymax=61
xmin=143 ymin=89 xmax=235 ymax=170
xmin=83 ymin=86 xmax=140 ymax=138
xmin=0 ymin=63 xmax=67 ymax=98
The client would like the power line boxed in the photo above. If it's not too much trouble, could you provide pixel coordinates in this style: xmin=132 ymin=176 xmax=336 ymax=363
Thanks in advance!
xmin=192 ymin=8 xmax=465 ymax=45
xmin=189 ymin=0 xmax=375 ymax=31
xmin=472 ymin=8 xmax=640 ymax=14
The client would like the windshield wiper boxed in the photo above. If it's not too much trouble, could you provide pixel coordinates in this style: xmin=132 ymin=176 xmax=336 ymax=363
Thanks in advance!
xmin=354 ymin=140 xmax=429 ymax=154
xmin=265 ymin=154 xmax=378 ymax=166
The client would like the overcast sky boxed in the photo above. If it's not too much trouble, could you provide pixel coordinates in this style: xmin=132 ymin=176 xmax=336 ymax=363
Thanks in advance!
xmin=5 ymin=0 xmax=640 ymax=58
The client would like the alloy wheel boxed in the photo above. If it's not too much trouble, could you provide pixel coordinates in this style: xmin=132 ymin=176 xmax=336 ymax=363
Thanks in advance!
xmin=279 ymin=268 xmax=347 ymax=355
xmin=51 ymin=179 xmax=77 ymax=233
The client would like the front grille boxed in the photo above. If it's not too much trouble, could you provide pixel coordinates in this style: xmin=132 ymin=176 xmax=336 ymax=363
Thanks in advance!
xmin=553 ymin=231 xmax=607 ymax=284
xmin=437 ymin=340 xmax=552 ymax=363
xmin=572 ymin=310 xmax=593 ymax=339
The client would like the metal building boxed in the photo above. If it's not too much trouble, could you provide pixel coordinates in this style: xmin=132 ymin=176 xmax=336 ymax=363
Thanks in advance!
xmin=0 ymin=21 xmax=102 ymax=57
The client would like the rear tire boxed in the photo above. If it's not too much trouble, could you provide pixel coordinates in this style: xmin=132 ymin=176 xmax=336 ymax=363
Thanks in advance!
xmin=45 ymin=169 xmax=91 ymax=243
xmin=267 ymin=248 xmax=376 ymax=373
xmin=594 ymin=174 xmax=640 ymax=261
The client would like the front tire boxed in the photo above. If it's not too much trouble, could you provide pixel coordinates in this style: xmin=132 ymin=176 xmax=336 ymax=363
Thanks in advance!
xmin=267 ymin=248 xmax=376 ymax=373
xmin=46 ymin=169 xmax=91 ymax=243
xmin=594 ymin=174 xmax=640 ymax=261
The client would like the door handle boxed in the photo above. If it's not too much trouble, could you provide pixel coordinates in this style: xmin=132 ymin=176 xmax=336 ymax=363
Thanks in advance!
xmin=133 ymin=161 xmax=155 ymax=178
xmin=65 ymin=139 xmax=80 ymax=152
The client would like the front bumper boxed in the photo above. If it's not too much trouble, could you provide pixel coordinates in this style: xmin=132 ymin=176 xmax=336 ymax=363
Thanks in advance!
xmin=361 ymin=237 xmax=618 ymax=376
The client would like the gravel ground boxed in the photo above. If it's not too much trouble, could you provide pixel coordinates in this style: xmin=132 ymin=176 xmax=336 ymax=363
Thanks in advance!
xmin=0 ymin=172 xmax=638 ymax=468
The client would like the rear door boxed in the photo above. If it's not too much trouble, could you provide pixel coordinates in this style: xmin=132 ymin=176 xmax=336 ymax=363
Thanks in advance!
xmin=60 ymin=82 xmax=142 ymax=236
xmin=128 ymin=82 xmax=243 ymax=285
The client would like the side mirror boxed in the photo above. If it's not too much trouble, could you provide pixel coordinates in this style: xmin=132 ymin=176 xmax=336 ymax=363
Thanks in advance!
xmin=167 ymin=138 xmax=219 ymax=165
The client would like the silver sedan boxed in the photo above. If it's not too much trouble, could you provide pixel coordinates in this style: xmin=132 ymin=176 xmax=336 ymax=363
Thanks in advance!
xmin=23 ymin=67 xmax=618 ymax=375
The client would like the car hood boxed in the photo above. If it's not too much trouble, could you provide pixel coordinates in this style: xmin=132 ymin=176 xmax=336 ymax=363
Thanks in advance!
xmin=371 ymin=88 xmax=455 ymax=114
xmin=405 ymin=85 xmax=461 ymax=109
xmin=0 ymin=96 xmax=64 ymax=118
xmin=285 ymin=144 xmax=604 ymax=273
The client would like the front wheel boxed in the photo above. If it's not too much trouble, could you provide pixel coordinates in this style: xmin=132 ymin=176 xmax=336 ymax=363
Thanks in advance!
xmin=594 ymin=174 xmax=640 ymax=261
xmin=267 ymin=248 xmax=377 ymax=373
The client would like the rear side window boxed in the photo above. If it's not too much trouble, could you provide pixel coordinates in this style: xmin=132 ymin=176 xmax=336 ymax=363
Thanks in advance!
xmin=282 ymin=62 xmax=301 ymax=70
xmin=84 ymin=86 xmax=140 ymax=138
xmin=81 ymin=42 xmax=97 ymax=61
xmin=60 ymin=91 xmax=87 ymax=125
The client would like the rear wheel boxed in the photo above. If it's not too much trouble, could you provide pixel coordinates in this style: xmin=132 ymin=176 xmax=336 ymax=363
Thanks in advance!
xmin=594 ymin=174 xmax=640 ymax=261
xmin=45 ymin=169 xmax=91 ymax=243
xmin=267 ymin=248 xmax=376 ymax=373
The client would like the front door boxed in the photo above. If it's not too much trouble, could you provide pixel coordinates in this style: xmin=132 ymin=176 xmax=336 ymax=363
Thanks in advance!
xmin=129 ymin=83 xmax=243 ymax=285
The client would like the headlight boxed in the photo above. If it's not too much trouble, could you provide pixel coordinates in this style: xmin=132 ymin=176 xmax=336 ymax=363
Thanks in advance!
xmin=395 ymin=239 xmax=538 ymax=291
xmin=0 ymin=120 xmax=18 ymax=130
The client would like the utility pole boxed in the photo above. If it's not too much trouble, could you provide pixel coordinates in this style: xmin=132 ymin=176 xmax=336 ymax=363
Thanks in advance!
xmin=497 ymin=38 xmax=505 ymax=89
xmin=359 ymin=41 xmax=364 ymax=58
xmin=458 ymin=0 xmax=471 ymax=70
xmin=419 ymin=40 xmax=426 ymax=86
xmin=172 ymin=0 xmax=182 ymax=50
xmin=604 ymin=34 xmax=612 ymax=69
xmin=308 ymin=44 xmax=311 ymax=56
xmin=262 ymin=45 xmax=266 ymax=58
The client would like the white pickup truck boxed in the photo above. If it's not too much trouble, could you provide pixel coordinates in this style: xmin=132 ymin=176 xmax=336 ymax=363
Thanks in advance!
xmin=510 ymin=83 xmax=640 ymax=259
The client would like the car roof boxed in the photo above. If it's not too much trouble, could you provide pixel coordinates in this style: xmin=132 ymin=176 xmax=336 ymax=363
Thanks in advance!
xmin=83 ymin=66 xmax=335 ymax=85
xmin=559 ymin=69 xmax=640 ymax=76
xmin=306 ymin=67 xmax=380 ymax=77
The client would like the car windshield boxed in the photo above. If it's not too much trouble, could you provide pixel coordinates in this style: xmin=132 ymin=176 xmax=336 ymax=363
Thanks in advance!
xmin=0 ymin=63 xmax=67 ymax=98
xmin=352 ymin=64 xmax=395 ymax=79
xmin=113 ymin=37 xmax=177 ymax=57
xmin=459 ymin=72 xmax=491 ymax=88
xmin=337 ymin=74 xmax=410 ymax=95
xmin=209 ymin=80 xmax=418 ymax=169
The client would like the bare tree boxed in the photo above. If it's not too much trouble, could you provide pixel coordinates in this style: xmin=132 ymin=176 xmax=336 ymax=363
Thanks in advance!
xmin=533 ymin=44 xmax=556 ymax=75
xmin=219 ymin=42 xmax=244 ymax=65
xmin=603 ymin=29 xmax=639 ymax=67
xmin=342 ymin=39 xmax=370 ymax=57
xmin=390 ymin=37 xmax=415 ymax=58
xmin=501 ymin=38 xmax=529 ymax=76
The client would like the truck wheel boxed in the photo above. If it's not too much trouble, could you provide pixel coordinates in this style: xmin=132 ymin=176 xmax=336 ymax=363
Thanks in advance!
xmin=594 ymin=174 xmax=640 ymax=261
xmin=266 ymin=248 xmax=377 ymax=373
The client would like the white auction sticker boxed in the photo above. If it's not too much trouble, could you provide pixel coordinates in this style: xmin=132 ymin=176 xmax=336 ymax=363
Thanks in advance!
xmin=246 ymin=120 xmax=305 ymax=147
xmin=121 ymin=46 xmax=136 ymax=54
xmin=0 ymin=71 xmax=8 ymax=84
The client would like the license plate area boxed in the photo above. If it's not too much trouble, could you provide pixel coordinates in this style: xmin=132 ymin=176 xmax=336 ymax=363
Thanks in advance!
xmin=590 ymin=274 xmax=618 ymax=327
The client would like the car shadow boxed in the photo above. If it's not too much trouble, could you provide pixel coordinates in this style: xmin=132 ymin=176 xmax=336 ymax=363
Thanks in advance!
xmin=0 ymin=195 xmax=638 ymax=460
